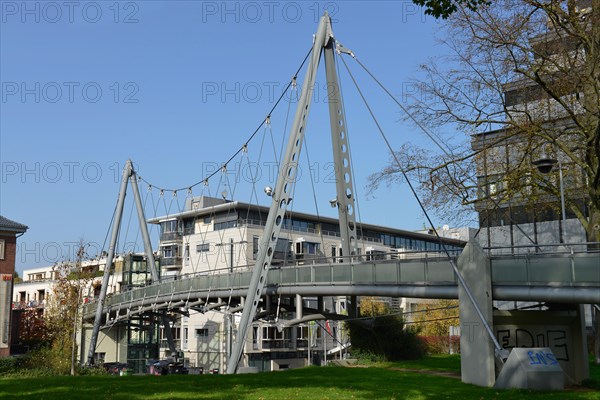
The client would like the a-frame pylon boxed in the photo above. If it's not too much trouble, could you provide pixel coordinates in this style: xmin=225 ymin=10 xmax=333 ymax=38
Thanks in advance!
xmin=226 ymin=12 xmax=357 ymax=374
xmin=86 ymin=160 xmax=176 ymax=365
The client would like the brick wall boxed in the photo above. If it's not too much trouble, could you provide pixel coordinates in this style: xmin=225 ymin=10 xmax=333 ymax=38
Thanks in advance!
xmin=0 ymin=233 xmax=17 ymax=275
xmin=0 ymin=232 xmax=17 ymax=357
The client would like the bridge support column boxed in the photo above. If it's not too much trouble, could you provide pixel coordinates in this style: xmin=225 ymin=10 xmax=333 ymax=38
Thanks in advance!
xmin=573 ymin=304 xmax=590 ymax=383
xmin=457 ymin=241 xmax=495 ymax=387
xmin=296 ymin=295 xmax=303 ymax=319
xmin=594 ymin=305 xmax=600 ymax=364
xmin=349 ymin=296 xmax=357 ymax=318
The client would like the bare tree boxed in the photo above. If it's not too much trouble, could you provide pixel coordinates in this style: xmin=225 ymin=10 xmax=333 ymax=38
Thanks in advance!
xmin=370 ymin=0 xmax=600 ymax=242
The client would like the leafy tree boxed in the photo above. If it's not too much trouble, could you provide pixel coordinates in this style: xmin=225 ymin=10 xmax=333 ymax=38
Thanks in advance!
xmin=413 ymin=300 xmax=459 ymax=337
xmin=370 ymin=0 xmax=600 ymax=242
xmin=348 ymin=297 xmax=425 ymax=361
xmin=412 ymin=300 xmax=460 ymax=353
xmin=412 ymin=0 xmax=491 ymax=18
xmin=44 ymin=240 xmax=95 ymax=375
xmin=17 ymin=308 xmax=50 ymax=349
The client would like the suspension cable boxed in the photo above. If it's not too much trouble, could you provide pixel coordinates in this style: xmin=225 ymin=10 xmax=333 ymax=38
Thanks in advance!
xmin=349 ymin=55 xmax=540 ymax=249
xmin=339 ymin=54 xmax=503 ymax=353
xmin=137 ymin=47 xmax=313 ymax=193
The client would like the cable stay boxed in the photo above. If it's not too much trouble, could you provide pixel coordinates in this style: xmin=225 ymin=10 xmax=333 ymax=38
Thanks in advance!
xmin=135 ymin=47 xmax=313 ymax=194
xmin=340 ymin=53 xmax=540 ymax=250
xmin=337 ymin=50 xmax=507 ymax=364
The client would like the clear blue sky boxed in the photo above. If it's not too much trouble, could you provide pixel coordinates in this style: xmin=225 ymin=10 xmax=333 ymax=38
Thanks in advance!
xmin=1 ymin=1 xmax=453 ymax=273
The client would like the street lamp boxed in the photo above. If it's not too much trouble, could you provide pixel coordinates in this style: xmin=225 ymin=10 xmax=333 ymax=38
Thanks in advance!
xmin=533 ymin=154 xmax=567 ymax=243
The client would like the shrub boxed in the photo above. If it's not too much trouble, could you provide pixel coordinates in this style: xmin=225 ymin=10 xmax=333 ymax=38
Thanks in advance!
xmin=76 ymin=365 xmax=108 ymax=376
xmin=0 ymin=357 xmax=19 ymax=375
xmin=419 ymin=335 xmax=460 ymax=354
xmin=348 ymin=316 xmax=426 ymax=361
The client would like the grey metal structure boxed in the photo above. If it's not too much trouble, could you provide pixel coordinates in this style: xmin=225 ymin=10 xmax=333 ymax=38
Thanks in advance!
xmin=83 ymin=250 xmax=600 ymax=323
xmin=87 ymin=160 xmax=131 ymax=365
xmin=130 ymin=169 xmax=177 ymax=354
xmin=225 ymin=12 xmax=334 ymax=374
xmin=324 ymin=37 xmax=357 ymax=259
xmin=87 ymin=160 xmax=175 ymax=365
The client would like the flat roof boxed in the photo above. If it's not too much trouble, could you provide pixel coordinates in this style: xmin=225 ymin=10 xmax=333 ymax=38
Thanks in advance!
xmin=148 ymin=199 xmax=466 ymax=246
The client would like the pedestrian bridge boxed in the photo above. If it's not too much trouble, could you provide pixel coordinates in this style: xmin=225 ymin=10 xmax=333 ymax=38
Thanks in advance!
xmin=83 ymin=247 xmax=600 ymax=328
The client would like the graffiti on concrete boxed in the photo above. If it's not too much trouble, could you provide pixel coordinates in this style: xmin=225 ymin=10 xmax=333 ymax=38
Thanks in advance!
xmin=527 ymin=350 xmax=559 ymax=366
xmin=496 ymin=328 xmax=569 ymax=361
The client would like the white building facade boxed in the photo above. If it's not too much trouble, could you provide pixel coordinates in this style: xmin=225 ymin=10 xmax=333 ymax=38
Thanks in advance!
xmin=147 ymin=196 xmax=466 ymax=373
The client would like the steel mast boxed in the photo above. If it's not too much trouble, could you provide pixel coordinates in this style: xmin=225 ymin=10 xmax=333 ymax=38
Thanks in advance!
xmin=226 ymin=12 xmax=357 ymax=374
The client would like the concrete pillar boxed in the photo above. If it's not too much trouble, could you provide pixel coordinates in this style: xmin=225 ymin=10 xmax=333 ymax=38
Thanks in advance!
xmin=594 ymin=305 xmax=600 ymax=365
xmin=457 ymin=241 xmax=495 ymax=387
xmin=296 ymin=295 xmax=303 ymax=319
xmin=572 ymin=304 xmax=590 ymax=382
xmin=349 ymin=295 xmax=357 ymax=318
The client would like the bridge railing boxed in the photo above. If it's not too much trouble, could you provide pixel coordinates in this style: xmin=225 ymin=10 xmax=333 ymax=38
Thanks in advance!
xmin=490 ymin=251 xmax=599 ymax=284
xmin=84 ymin=248 xmax=599 ymax=319
xmin=86 ymin=251 xmax=460 ymax=315
xmin=484 ymin=242 xmax=600 ymax=256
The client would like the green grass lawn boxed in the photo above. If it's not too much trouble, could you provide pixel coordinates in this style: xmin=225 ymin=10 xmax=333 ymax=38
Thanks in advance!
xmin=0 ymin=356 xmax=598 ymax=400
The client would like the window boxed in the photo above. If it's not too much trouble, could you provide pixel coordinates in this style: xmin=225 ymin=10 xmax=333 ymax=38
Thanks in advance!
xmin=366 ymin=250 xmax=386 ymax=261
xmin=252 ymin=326 xmax=259 ymax=350
xmin=0 ymin=239 xmax=4 ymax=260
xmin=162 ymin=245 xmax=179 ymax=258
xmin=160 ymin=220 xmax=181 ymax=240
xmin=183 ymin=219 xmax=195 ymax=235
xmin=196 ymin=243 xmax=210 ymax=253
xmin=184 ymin=245 xmax=190 ymax=261
xmin=214 ymin=220 xmax=238 ymax=230
xmin=253 ymin=236 xmax=259 ymax=259
xmin=94 ymin=352 xmax=106 ymax=364
xmin=296 ymin=326 xmax=309 ymax=339
xmin=195 ymin=328 xmax=209 ymax=337
xmin=295 ymin=242 xmax=319 ymax=255
xmin=161 ymin=220 xmax=179 ymax=233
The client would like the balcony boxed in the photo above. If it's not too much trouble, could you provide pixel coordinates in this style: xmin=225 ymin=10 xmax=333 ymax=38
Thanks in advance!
xmin=160 ymin=257 xmax=183 ymax=269
xmin=261 ymin=339 xmax=293 ymax=350
xmin=12 ymin=301 xmax=46 ymax=310
xmin=161 ymin=231 xmax=182 ymax=242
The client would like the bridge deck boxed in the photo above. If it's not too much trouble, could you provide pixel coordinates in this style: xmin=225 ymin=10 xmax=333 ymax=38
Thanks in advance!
xmin=83 ymin=252 xmax=599 ymax=324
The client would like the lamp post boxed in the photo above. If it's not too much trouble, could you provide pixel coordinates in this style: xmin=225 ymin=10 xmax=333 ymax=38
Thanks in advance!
xmin=533 ymin=154 xmax=567 ymax=243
